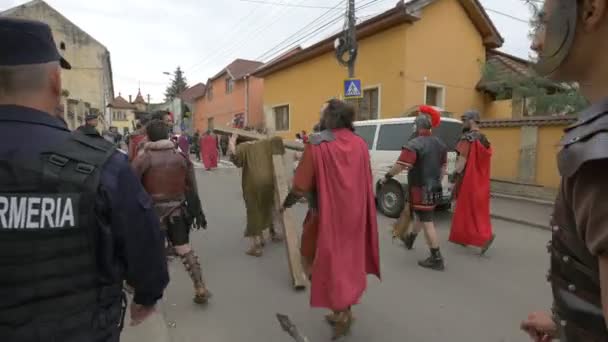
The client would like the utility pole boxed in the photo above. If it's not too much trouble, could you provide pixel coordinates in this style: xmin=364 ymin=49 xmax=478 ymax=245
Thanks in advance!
xmin=335 ymin=0 xmax=358 ymax=78
xmin=346 ymin=0 xmax=356 ymax=78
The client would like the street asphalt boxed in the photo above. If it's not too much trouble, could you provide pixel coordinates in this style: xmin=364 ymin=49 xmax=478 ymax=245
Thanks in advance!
xmin=122 ymin=166 xmax=552 ymax=342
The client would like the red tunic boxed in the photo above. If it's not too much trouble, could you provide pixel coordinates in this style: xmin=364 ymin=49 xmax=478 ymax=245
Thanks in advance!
xmin=293 ymin=129 xmax=380 ymax=311
xmin=200 ymin=134 xmax=219 ymax=169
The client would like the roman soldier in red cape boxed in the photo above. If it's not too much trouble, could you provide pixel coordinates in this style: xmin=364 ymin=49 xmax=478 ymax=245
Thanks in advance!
xmin=282 ymin=99 xmax=380 ymax=340
xmin=449 ymin=110 xmax=495 ymax=255
xmin=200 ymin=130 xmax=219 ymax=170
xmin=382 ymin=114 xmax=448 ymax=271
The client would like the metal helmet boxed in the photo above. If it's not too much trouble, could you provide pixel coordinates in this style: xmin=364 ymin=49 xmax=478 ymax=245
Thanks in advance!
xmin=533 ymin=0 xmax=578 ymax=76
xmin=414 ymin=114 xmax=432 ymax=131
xmin=461 ymin=110 xmax=481 ymax=123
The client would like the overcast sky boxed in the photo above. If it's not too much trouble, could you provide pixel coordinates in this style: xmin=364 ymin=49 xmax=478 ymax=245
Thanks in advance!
xmin=0 ymin=0 xmax=534 ymax=103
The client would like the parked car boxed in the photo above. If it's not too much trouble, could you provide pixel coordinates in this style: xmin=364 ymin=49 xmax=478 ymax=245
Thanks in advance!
xmin=354 ymin=116 xmax=463 ymax=218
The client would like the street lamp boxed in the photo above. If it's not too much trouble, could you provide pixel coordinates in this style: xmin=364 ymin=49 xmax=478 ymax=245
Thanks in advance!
xmin=162 ymin=71 xmax=171 ymax=76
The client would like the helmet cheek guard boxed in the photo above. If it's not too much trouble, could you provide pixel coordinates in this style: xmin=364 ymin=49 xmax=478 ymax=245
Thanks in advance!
xmin=534 ymin=0 xmax=578 ymax=76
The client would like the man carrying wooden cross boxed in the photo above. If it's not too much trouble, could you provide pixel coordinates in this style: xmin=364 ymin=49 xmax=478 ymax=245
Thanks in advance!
xmin=282 ymin=99 xmax=381 ymax=340
xmin=229 ymin=133 xmax=283 ymax=257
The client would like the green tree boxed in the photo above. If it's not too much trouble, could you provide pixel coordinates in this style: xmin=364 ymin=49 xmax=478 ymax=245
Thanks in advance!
xmin=481 ymin=62 xmax=587 ymax=115
xmin=164 ymin=66 xmax=189 ymax=102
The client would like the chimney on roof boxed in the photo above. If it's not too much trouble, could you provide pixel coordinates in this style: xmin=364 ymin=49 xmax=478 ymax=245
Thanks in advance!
xmin=129 ymin=95 xmax=132 ymax=103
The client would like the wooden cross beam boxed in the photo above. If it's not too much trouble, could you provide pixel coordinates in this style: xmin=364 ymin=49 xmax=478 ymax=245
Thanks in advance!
xmin=213 ymin=127 xmax=305 ymax=151
xmin=214 ymin=127 xmax=308 ymax=290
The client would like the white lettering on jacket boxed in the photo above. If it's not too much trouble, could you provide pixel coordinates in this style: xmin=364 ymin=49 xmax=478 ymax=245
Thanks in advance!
xmin=0 ymin=194 xmax=78 ymax=229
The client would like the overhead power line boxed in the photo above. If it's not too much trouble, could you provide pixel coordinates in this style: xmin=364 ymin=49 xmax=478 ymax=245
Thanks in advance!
xmin=258 ymin=0 xmax=385 ymax=63
xmin=256 ymin=0 xmax=346 ymax=61
xmin=189 ymin=0 xmax=322 ymax=76
xmin=485 ymin=8 xmax=530 ymax=24
xmin=239 ymin=0 xmax=337 ymax=9
xmin=187 ymin=0 xmax=299 ymax=74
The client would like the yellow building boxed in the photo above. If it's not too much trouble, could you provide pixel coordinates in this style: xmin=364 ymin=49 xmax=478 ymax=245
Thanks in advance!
xmin=254 ymin=0 xmax=504 ymax=138
xmin=107 ymin=95 xmax=137 ymax=135
xmin=1 ymin=0 xmax=114 ymax=131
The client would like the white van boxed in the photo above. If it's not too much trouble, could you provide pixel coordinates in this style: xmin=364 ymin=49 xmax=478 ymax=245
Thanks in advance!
xmin=354 ymin=116 xmax=463 ymax=218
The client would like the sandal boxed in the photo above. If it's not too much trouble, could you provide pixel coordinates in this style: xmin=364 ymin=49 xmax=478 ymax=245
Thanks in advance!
xmin=246 ymin=246 xmax=263 ymax=257
xmin=193 ymin=288 xmax=212 ymax=304
xmin=332 ymin=311 xmax=353 ymax=340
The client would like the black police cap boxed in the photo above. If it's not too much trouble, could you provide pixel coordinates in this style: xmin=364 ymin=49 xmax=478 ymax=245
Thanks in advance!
xmin=0 ymin=17 xmax=71 ymax=69
xmin=85 ymin=113 xmax=99 ymax=121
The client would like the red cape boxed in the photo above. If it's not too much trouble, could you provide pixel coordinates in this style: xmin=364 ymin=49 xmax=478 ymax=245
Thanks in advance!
xmin=449 ymin=140 xmax=493 ymax=247
xmin=128 ymin=133 xmax=146 ymax=162
xmin=309 ymin=129 xmax=380 ymax=311
xmin=200 ymin=135 xmax=218 ymax=169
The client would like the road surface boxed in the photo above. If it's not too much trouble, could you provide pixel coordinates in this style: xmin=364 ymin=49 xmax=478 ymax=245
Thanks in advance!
xmin=122 ymin=166 xmax=551 ymax=342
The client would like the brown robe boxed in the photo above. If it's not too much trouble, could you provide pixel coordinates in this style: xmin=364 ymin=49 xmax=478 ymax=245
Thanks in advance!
xmin=231 ymin=140 xmax=275 ymax=237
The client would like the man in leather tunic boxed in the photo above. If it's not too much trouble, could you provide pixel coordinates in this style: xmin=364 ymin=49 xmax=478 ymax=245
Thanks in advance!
xmin=381 ymin=115 xmax=448 ymax=271
xmin=521 ymin=0 xmax=608 ymax=341
xmin=133 ymin=120 xmax=211 ymax=304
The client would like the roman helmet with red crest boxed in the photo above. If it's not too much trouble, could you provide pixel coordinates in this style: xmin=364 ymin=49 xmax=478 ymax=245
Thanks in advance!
xmin=417 ymin=105 xmax=441 ymax=128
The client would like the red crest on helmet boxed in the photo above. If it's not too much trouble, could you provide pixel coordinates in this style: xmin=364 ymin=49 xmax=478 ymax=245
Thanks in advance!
xmin=418 ymin=105 xmax=441 ymax=128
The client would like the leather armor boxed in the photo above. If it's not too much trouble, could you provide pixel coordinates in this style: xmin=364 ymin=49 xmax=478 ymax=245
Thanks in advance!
xmin=461 ymin=130 xmax=490 ymax=149
xmin=549 ymin=101 xmax=608 ymax=341
xmin=404 ymin=135 xmax=447 ymax=203
xmin=141 ymin=146 xmax=188 ymax=203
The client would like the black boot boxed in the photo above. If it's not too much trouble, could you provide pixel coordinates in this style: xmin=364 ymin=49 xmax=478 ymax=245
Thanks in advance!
xmin=418 ymin=248 xmax=445 ymax=271
xmin=402 ymin=233 xmax=418 ymax=250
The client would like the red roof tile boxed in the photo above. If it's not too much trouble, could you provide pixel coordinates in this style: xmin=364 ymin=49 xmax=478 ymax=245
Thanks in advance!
xmin=108 ymin=95 xmax=136 ymax=109
xmin=479 ymin=115 xmax=576 ymax=128
xmin=211 ymin=59 xmax=264 ymax=81
xmin=179 ymin=83 xmax=206 ymax=102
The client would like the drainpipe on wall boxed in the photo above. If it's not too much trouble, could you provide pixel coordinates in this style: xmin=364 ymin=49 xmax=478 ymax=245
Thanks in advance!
xmin=245 ymin=75 xmax=250 ymax=128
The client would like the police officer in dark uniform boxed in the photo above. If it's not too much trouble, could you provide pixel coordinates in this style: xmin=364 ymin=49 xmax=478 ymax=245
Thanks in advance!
xmin=0 ymin=18 xmax=169 ymax=341
xmin=76 ymin=113 xmax=101 ymax=137
xmin=521 ymin=1 xmax=608 ymax=341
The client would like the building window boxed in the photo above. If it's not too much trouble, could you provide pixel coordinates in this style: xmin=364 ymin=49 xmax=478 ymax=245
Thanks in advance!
xmin=273 ymin=105 xmax=290 ymax=132
xmin=112 ymin=111 xmax=126 ymax=121
xmin=425 ymin=84 xmax=445 ymax=108
xmin=60 ymin=42 xmax=66 ymax=50
xmin=233 ymin=113 xmax=245 ymax=129
xmin=347 ymin=87 xmax=379 ymax=121
xmin=208 ymin=117 xmax=214 ymax=130
xmin=207 ymin=86 xmax=213 ymax=101
xmin=225 ymin=78 xmax=234 ymax=94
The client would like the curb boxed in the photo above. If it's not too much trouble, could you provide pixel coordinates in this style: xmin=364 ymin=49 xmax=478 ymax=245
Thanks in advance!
xmin=491 ymin=193 xmax=554 ymax=206
xmin=448 ymin=209 xmax=551 ymax=231
xmin=490 ymin=213 xmax=550 ymax=231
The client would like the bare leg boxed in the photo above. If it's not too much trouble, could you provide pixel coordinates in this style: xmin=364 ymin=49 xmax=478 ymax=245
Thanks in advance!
xmin=176 ymin=244 xmax=211 ymax=304
xmin=421 ymin=221 xmax=440 ymax=249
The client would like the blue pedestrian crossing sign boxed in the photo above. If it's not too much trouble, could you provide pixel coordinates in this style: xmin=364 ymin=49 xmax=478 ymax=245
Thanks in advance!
xmin=344 ymin=79 xmax=362 ymax=99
